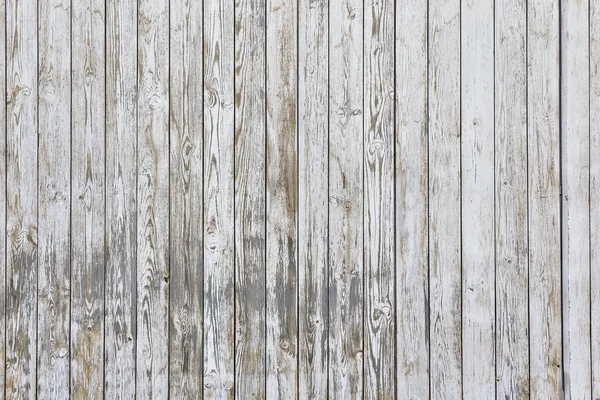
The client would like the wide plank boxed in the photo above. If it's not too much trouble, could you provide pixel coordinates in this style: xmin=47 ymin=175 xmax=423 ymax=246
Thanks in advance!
xmin=203 ymin=0 xmax=236 ymax=397
xmin=37 ymin=0 xmax=71 ymax=396
xmin=169 ymin=0 xmax=203 ymax=397
xmin=105 ymin=0 xmax=137 ymax=397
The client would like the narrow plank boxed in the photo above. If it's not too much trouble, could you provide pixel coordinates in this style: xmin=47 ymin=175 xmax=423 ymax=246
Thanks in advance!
xmin=428 ymin=0 xmax=462 ymax=397
xmin=5 ymin=0 xmax=38 ymax=396
xmin=37 ymin=0 xmax=71 ymax=396
xmin=70 ymin=0 xmax=105 ymax=397
xmin=561 ymin=0 xmax=592 ymax=398
xmin=328 ymin=0 xmax=363 ymax=396
xmin=528 ymin=0 xmax=562 ymax=397
xmin=395 ymin=0 xmax=429 ymax=397
xmin=203 ymin=0 xmax=235 ymax=396
xmin=169 ymin=0 xmax=203 ymax=397
xmin=461 ymin=0 xmax=495 ymax=397
xmin=105 ymin=0 xmax=137 ymax=397
xmin=592 ymin=0 xmax=600 ymax=396
xmin=266 ymin=0 xmax=298 ymax=397
xmin=0 ymin=0 xmax=6 ymax=395
xmin=363 ymin=0 xmax=395 ymax=396
xmin=298 ymin=0 xmax=328 ymax=396
xmin=495 ymin=0 xmax=529 ymax=396
xmin=234 ymin=0 xmax=267 ymax=396
xmin=137 ymin=0 xmax=170 ymax=397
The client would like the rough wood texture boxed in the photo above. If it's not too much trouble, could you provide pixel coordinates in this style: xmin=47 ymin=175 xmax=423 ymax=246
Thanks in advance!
xmin=0 ymin=0 xmax=6 ymax=395
xmin=561 ymin=0 xmax=592 ymax=398
xmin=298 ymin=0 xmax=328 ymax=397
xmin=428 ymin=0 xmax=462 ymax=397
xmin=395 ymin=0 xmax=429 ymax=397
xmin=592 ymin=1 xmax=600 ymax=397
xmin=364 ymin=0 xmax=395 ymax=396
xmin=37 ymin=0 xmax=71 ymax=396
xmin=266 ymin=0 xmax=298 ymax=398
xmin=203 ymin=0 xmax=235 ymax=397
xmin=461 ymin=0 xmax=495 ymax=397
xmin=169 ymin=1 xmax=203 ymax=397
xmin=137 ymin=0 xmax=170 ymax=397
xmin=234 ymin=0 xmax=267 ymax=397
xmin=495 ymin=0 xmax=530 ymax=397
xmin=329 ymin=0 xmax=364 ymax=397
xmin=105 ymin=0 xmax=137 ymax=397
xmin=528 ymin=0 xmax=562 ymax=398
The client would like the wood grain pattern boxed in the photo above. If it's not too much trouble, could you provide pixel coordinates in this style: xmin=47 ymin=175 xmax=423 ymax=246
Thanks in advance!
xmin=105 ymin=0 xmax=137 ymax=397
xmin=528 ymin=0 xmax=562 ymax=398
xmin=561 ymin=0 xmax=592 ymax=398
xmin=495 ymin=0 xmax=529 ymax=397
xmin=37 ymin=0 xmax=71 ymax=396
xmin=428 ymin=0 xmax=461 ymax=397
xmin=592 ymin=0 xmax=600 ymax=397
xmin=461 ymin=0 xmax=495 ymax=397
xmin=5 ymin=0 xmax=38 ymax=397
xmin=169 ymin=1 xmax=203 ymax=398
xmin=137 ymin=0 xmax=170 ymax=397
xmin=203 ymin=0 xmax=235 ymax=397
xmin=70 ymin=0 xmax=106 ymax=398
xmin=298 ymin=0 xmax=328 ymax=397
xmin=0 ymin=0 xmax=6 ymax=395
xmin=395 ymin=0 xmax=429 ymax=397
xmin=364 ymin=0 xmax=395 ymax=396
xmin=234 ymin=0 xmax=267 ymax=397
xmin=329 ymin=0 xmax=364 ymax=397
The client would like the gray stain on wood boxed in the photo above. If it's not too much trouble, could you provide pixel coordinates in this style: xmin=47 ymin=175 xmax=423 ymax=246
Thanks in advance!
xmin=0 ymin=0 xmax=598 ymax=398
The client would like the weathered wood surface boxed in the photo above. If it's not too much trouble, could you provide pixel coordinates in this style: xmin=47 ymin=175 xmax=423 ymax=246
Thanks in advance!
xmin=1 ymin=1 xmax=600 ymax=399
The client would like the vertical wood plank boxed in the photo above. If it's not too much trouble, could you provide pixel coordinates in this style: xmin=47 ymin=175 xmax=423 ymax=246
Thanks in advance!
xmin=363 ymin=0 xmax=395 ymax=396
xmin=70 ymin=0 xmax=105 ymax=397
xmin=329 ymin=0 xmax=363 ymax=397
xmin=592 ymin=0 xmax=600 ymax=396
xmin=0 ymin=0 xmax=6 ymax=394
xmin=461 ymin=0 xmax=495 ymax=397
xmin=5 ymin=0 xmax=38 ymax=396
xmin=266 ymin=0 xmax=298 ymax=397
xmin=298 ymin=0 xmax=328 ymax=396
xmin=428 ymin=0 xmax=461 ymax=397
xmin=105 ymin=0 xmax=137 ymax=397
xmin=169 ymin=0 xmax=203 ymax=397
xmin=234 ymin=0 xmax=267 ymax=396
xmin=495 ymin=0 xmax=529 ymax=396
xmin=137 ymin=0 xmax=170 ymax=397
xmin=37 ymin=0 xmax=71 ymax=396
xmin=561 ymin=0 xmax=592 ymax=398
xmin=203 ymin=0 xmax=235 ymax=397
xmin=395 ymin=0 xmax=429 ymax=397
xmin=528 ymin=0 xmax=562 ymax=397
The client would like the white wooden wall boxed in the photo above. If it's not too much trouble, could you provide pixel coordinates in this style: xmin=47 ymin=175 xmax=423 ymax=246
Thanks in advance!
xmin=0 ymin=0 xmax=598 ymax=398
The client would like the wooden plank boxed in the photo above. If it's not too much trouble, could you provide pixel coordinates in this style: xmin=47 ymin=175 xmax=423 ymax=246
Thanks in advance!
xmin=428 ymin=0 xmax=461 ymax=397
xmin=328 ymin=0 xmax=363 ymax=397
xmin=592 ymin=0 xmax=600 ymax=397
xmin=70 ymin=0 xmax=105 ymax=397
xmin=266 ymin=0 xmax=298 ymax=397
xmin=137 ymin=0 xmax=170 ymax=397
xmin=5 ymin=0 xmax=38 ymax=396
xmin=0 ymin=0 xmax=6 ymax=395
xmin=527 ymin=0 xmax=562 ymax=397
xmin=363 ymin=0 xmax=395 ymax=396
xmin=298 ymin=0 xmax=328 ymax=396
xmin=495 ymin=0 xmax=529 ymax=396
xmin=37 ymin=0 xmax=71 ymax=396
xmin=234 ymin=0 xmax=267 ymax=396
xmin=105 ymin=0 xmax=137 ymax=397
xmin=203 ymin=0 xmax=235 ymax=397
xmin=395 ymin=0 xmax=429 ymax=397
xmin=561 ymin=0 xmax=592 ymax=398
xmin=169 ymin=0 xmax=204 ymax=397
xmin=461 ymin=0 xmax=495 ymax=397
